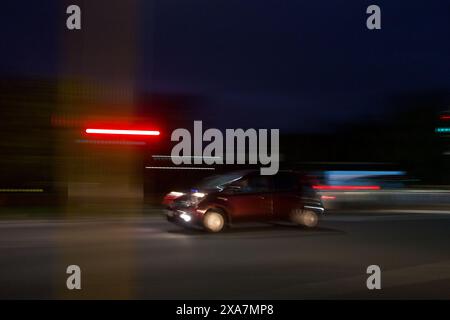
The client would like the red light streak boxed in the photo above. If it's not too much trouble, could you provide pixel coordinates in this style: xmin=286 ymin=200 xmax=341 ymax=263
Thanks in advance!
xmin=321 ymin=195 xmax=336 ymax=200
xmin=313 ymin=185 xmax=381 ymax=190
xmin=440 ymin=115 xmax=450 ymax=120
xmin=85 ymin=129 xmax=160 ymax=136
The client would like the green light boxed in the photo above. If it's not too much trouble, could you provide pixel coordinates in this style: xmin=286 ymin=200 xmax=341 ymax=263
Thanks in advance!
xmin=436 ymin=128 xmax=450 ymax=133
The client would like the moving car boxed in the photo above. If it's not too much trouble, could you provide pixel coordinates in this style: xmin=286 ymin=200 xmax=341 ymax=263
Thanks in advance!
xmin=164 ymin=170 xmax=324 ymax=232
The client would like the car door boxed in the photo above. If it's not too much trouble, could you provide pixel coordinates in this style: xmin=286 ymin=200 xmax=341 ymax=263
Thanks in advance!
xmin=225 ymin=175 xmax=273 ymax=222
xmin=272 ymin=172 xmax=303 ymax=219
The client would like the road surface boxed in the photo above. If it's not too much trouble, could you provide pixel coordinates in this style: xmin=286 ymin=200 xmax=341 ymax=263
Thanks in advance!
xmin=1 ymin=209 xmax=450 ymax=299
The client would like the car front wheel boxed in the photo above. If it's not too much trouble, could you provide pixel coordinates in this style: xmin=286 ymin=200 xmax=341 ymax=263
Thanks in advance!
xmin=290 ymin=208 xmax=319 ymax=228
xmin=203 ymin=210 xmax=226 ymax=233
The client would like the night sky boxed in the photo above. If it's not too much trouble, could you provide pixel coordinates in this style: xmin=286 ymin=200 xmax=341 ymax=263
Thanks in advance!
xmin=1 ymin=0 xmax=450 ymax=132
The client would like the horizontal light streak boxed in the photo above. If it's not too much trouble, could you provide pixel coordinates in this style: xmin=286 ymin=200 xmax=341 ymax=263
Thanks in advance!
xmin=86 ymin=129 xmax=160 ymax=136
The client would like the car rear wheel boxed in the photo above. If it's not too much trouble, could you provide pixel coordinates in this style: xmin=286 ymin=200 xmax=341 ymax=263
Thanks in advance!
xmin=203 ymin=210 xmax=226 ymax=233
xmin=290 ymin=208 xmax=319 ymax=228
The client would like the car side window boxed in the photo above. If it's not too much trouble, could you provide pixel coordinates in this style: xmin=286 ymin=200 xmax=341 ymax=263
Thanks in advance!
xmin=235 ymin=176 xmax=271 ymax=194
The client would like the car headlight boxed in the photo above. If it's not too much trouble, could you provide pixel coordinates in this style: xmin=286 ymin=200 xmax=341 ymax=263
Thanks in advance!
xmin=180 ymin=212 xmax=192 ymax=222
xmin=168 ymin=191 xmax=185 ymax=197
xmin=192 ymin=192 xmax=206 ymax=198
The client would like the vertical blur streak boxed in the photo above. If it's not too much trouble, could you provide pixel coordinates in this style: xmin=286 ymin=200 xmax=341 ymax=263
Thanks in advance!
xmin=56 ymin=0 xmax=142 ymax=299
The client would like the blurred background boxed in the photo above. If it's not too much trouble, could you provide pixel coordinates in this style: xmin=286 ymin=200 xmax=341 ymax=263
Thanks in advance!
xmin=1 ymin=0 xmax=450 ymax=212
xmin=2 ymin=0 xmax=450 ymax=300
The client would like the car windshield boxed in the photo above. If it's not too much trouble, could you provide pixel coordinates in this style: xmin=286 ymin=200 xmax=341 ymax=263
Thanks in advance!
xmin=196 ymin=172 xmax=246 ymax=190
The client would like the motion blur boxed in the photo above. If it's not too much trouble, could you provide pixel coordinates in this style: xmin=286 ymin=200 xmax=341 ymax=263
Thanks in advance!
xmin=1 ymin=0 xmax=450 ymax=300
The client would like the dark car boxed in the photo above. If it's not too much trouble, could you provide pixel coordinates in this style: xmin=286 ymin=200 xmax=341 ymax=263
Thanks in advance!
xmin=164 ymin=170 xmax=324 ymax=232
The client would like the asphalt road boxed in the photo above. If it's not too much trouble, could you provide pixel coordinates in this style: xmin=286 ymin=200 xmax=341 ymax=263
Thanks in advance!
xmin=1 ymin=210 xmax=450 ymax=299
